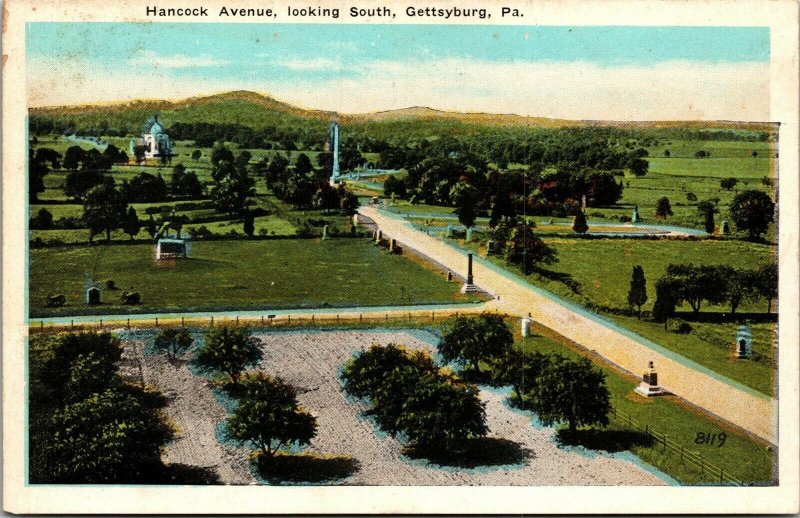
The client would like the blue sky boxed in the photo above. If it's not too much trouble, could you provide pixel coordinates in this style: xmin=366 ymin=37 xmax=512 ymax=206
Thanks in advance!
xmin=26 ymin=23 xmax=771 ymax=120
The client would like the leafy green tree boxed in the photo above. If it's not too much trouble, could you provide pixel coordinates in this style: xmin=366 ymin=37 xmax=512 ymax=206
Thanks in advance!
xmin=491 ymin=350 xmax=551 ymax=407
xmin=294 ymin=153 xmax=314 ymax=176
xmin=265 ymin=154 xmax=290 ymax=187
xmin=121 ymin=206 xmax=141 ymax=240
xmin=243 ymin=212 xmax=255 ymax=238
xmin=383 ymin=175 xmax=407 ymax=198
xmin=655 ymin=196 xmax=673 ymax=220
xmin=719 ymin=267 xmax=759 ymax=315
xmin=45 ymin=387 xmax=171 ymax=483
xmin=191 ymin=149 xmax=202 ymax=160
xmin=626 ymin=265 xmax=647 ymax=318
xmin=627 ymin=157 xmax=648 ymax=177
xmin=64 ymin=169 xmax=107 ymax=202
xmin=153 ymin=327 xmax=194 ymax=360
xmin=39 ymin=332 xmax=123 ymax=400
xmin=194 ymin=326 xmax=262 ymax=383
xmin=729 ymin=190 xmax=775 ymax=240
xmin=720 ymin=177 xmax=738 ymax=190
xmin=528 ymin=356 xmax=611 ymax=434
xmin=439 ymin=314 xmax=514 ymax=372
xmin=30 ymin=207 xmax=54 ymax=230
xmin=393 ymin=376 xmax=487 ymax=449
xmin=449 ymin=181 xmax=480 ymax=229
xmin=572 ymin=210 xmax=589 ymax=234
xmin=505 ymin=223 xmax=556 ymax=274
xmin=63 ymin=145 xmax=86 ymax=170
xmin=64 ymin=352 xmax=119 ymax=403
xmin=340 ymin=190 xmax=359 ymax=215
xmin=665 ymin=264 xmax=727 ymax=314
xmin=341 ymin=344 xmax=438 ymax=399
xmin=652 ymin=276 xmax=678 ymax=329
xmin=83 ymin=177 xmax=128 ymax=242
xmin=225 ymin=373 xmax=317 ymax=459
xmin=757 ymin=262 xmax=778 ymax=314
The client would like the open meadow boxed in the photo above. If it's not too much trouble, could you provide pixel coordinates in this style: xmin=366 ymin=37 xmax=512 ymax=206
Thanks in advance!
xmin=29 ymin=239 xmax=478 ymax=317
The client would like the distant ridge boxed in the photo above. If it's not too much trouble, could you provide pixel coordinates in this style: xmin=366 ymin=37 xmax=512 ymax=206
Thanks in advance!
xmin=30 ymin=90 xmax=776 ymax=131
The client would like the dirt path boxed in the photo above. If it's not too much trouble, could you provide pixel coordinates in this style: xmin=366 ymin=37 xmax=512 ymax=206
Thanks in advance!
xmin=360 ymin=205 xmax=775 ymax=444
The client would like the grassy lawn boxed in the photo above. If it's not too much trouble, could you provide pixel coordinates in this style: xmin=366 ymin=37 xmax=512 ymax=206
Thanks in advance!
xmin=518 ymin=331 xmax=774 ymax=485
xmin=464 ymin=237 xmax=776 ymax=395
xmin=29 ymin=238 xmax=478 ymax=317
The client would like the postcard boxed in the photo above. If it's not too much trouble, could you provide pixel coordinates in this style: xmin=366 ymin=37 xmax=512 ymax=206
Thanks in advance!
xmin=2 ymin=0 xmax=798 ymax=513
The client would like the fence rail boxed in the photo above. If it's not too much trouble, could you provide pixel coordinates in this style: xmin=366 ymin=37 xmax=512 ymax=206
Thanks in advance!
xmin=609 ymin=406 xmax=743 ymax=486
xmin=30 ymin=308 xmax=502 ymax=333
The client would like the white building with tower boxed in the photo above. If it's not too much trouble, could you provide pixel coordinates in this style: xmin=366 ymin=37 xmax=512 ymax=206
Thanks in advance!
xmin=131 ymin=114 xmax=172 ymax=160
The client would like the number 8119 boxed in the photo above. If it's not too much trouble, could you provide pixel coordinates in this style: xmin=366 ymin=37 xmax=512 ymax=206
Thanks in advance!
xmin=695 ymin=431 xmax=726 ymax=447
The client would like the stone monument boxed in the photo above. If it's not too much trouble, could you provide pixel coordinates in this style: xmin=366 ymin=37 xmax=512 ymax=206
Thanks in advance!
xmin=446 ymin=223 xmax=454 ymax=237
xmin=635 ymin=361 xmax=665 ymax=396
xmin=736 ymin=325 xmax=752 ymax=359
xmin=521 ymin=313 xmax=533 ymax=337
xmin=327 ymin=120 xmax=341 ymax=186
xmin=460 ymin=253 xmax=479 ymax=293
xmin=84 ymin=274 xmax=102 ymax=305
xmin=631 ymin=205 xmax=640 ymax=223
xmin=721 ymin=220 xmax=730 ymax=234
xmin=322 ymin=224 xmax=329 ymax=240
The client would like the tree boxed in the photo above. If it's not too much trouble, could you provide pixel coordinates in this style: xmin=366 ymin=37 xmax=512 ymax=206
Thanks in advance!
xmin=153 ymin=327 xmax=194 ymax=360
xmin=627 ymin=157 xmax=649 ymax=177
xmin=39 ymin=332 xmax=123 ymax=398
xmin=720 ymin=267 xmax=759 ymax=315
xmin=383 ymin=175 xmax=407 ymax=198
xmin=64 ymin=352 xmax=119 ymax=403
xmin=194 ymin=326 xmax=262 ymax=383
xmin=294 ymin=153 xmax=314 ymax=176
xmin=171 ymin=165 xmax=204 ymax=197
xmin=83 ymin=177 xmax=128 ymax=242
xmin=655 ymin=196 xmax=673 ymax=220
xmin=439 ymin=314 xmax=514 ymax=372
xmin=63 ymin=145 xmax=86 ymax=170
xmin=652 ymin=277 xmax=678 ymax=329
xmin=210 ymin=146 xmax=255 ymax=216
xmin=505 ymin=223 xmax=557 ymax=274
xmin=572 ymin=210 xmax=589 ymax=234
xmin=45 ymin=387 xmax=171 ymax=483
xmin=145 ymin=214 xmax=157 ymax=240
xmin=243 ymin=212 xmax=255 ymax=238
xmin=29 ymin=149 xmax=50 ymax=202
xmin=720 ymin=177 xmax=738 ymax=190
xmin=757 ymin=262 xmax=778 ymax=314
xmin=528 ymin=356 xmax=611 ymax=434
xmin=225 ymin=373 xmax=317 ymax=460
xmin=265 ymin=154 xmax=290 ymax=187
xmin=491 ymin=350 xmax=551 ymax=407
xmin=121 ymin=206 xmax=141 ymax=240
xmin=665 ymin=264 xmax=728 ymax=315
xmin=340 ymin=190 xmax=359 ymax=216
xmin=686 ymin=192 xmax=697 ymax=202
xmin=30 ymin=207 xmax=54 ymax=230
xmin=64 ymin=169 xmax=107 ymax=201
xmin=392 ymin=376 xmax=487 ymax=450
xmin=697 ymin=200 xmax=718 ymax=234
xmin=729 ymin=190 xmax=775 ymax=240
xmin=626 ymin=266 xmax=647 ymax=318
xmin=449 ymin=181 xmax=480 ymax=229
xmin=663 ymin=149 xmax=671 ymax=157
xmin=191 ymin=149 xmax=202 ymax=160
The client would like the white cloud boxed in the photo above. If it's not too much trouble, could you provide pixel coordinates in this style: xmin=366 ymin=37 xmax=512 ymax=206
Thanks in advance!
xmin=127 ymin=50 xmax=229 ymax=68
xmin=273 ymin=57 xmax=347 ymax=71
xmin=27 ymin=56 xmax=770 ymax=122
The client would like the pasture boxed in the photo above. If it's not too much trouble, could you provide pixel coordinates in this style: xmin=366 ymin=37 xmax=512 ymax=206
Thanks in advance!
xmin=29 ymin=238 xmax=478 ymax=317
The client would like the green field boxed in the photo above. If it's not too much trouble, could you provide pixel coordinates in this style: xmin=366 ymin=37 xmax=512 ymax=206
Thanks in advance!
xmin=29 ymin=238 xmax=478 ymax=317
xmin=520 ymin=331 xmax=773 ymax=485
xmin=465 ymin=237 xmax=776 ymax=395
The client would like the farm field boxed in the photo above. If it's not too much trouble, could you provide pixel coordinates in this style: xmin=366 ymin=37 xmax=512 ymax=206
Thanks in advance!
xmin=464 ymin=237 xmax=776 ymax=396
xmin=29 ymin=238 xmax=478 ymax=317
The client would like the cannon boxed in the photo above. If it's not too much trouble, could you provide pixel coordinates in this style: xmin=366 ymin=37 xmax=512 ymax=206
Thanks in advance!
xmin=45 ymin=293 xmax=66 ymax=308
xmin=121 ymin=291 xmax=141 ymax=305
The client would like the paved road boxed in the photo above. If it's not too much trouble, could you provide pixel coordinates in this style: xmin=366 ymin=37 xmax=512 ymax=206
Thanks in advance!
xmin=360 ymin=205 xmax=776 ymax=444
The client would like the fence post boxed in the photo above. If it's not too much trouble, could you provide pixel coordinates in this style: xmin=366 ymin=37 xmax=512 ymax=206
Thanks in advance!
xmin=182 ymin=317 xmax=185 ymax=326
xmin=360 ymin=314 xmax=363 ymax=323
xmin=261 ymin=315 xmax=264 ymax=325
xmin=288 ymin=315 xmax=291 ymax=324
xmin=700 ymin=454 xmax=704 ymax=481
xmin=312 ymin=314 xmax=315 ymax=324
xmin=385 ymin=313 xmax=388 ymax=322
xmin=645 ymin=424 xmax=649 ymax=436
xmin=127 ymin=318 xmax=130 ymax=329
xmin=210 ymin=316 xmax=214 ymax=326
xmin=408 ymin=312 xmax=411 ymax=322
xmin=432 ymin=311 xmax=435 ymax=322
xmin=71 ymin=320 xmax=74 ymax=330
xmin=337 ymin=314 xmax=340 ymax=323
xmin=236 ymin=316 xmax=239 ymax=325
xmin=99 ymin=319 xmax=103 ymax=329
xmin=155 ymin=317 xmax=159 ymax=327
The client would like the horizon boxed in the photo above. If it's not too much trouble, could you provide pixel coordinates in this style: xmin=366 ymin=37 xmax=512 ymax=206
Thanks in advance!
xmin=26 ymin=23 xmax=770 ymax=121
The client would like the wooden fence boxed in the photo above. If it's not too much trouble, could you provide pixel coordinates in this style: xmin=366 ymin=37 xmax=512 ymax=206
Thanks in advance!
xmin=609 ymin=406 xmax=744 ymax=486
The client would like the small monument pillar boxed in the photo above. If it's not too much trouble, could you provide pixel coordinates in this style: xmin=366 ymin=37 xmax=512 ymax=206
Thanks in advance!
xmin=521 ymin=313 xmax=533 ymax=337
xmin=635 ymin=361 xmax=665 ymax=397
xmin=631 ymin=205 xmax=640 ymax=223
xmin=446 ymin=223 xmax=454 ymax=237
xmin=461 ymin=253 xmax=478 ymax=293
xmin=736 ymin=325 xmax=752 ymax=359
xmin=721 ymin=220 xmax=730 ymax=235
xmin=322 ymin=224 xmax=329 ymax=240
